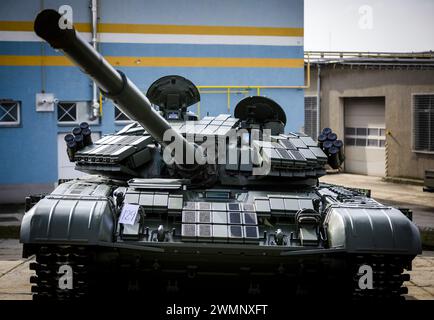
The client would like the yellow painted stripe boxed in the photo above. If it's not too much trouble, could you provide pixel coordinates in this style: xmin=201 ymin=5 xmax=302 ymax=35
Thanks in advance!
xmin=98 ymin=24 xmax=304 ymax=37
xmin=0 ymin=21 xmax=303 ymax=37
xmin=0 ymin=55 xmax=72 ymax=66
xmin=0 ymin=21 xmax=32 ymax=31
xmin=0 ymin=55 xmax=304 ymax=68
xmin=108 ymin=57 xmax=304 ymax=68
xmin=0 ymin=21 xmax=91 ymax=33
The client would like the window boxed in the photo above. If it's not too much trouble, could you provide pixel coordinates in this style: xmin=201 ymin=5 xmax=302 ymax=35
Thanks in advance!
xmin=344 ymin=126 xmax=385 ymax=148
xmin=356 ymin=138 xmax=367 ymax=147
xmin=413 ymin=94 xmax=434 ymax=152
xmin=368 ymin=128 xmax=379 ymax=136
xmin=304 ymin=96 xmax=317 ymax=139
xmin=0 ymin=100 xmax=21 ymax=127
xmin=57 ymin=101 xmax=98 ymax=125
xmin=345 ymin=137 xmax=355 ymax=146
xmin=114 ymin=106 xmax=132 ymax=124
xmin=356 ymin=128 xmax=368 ymax=136
xmin=57 ymin=102 xmax=77 ymax=123
xmin=345 ymin=127 xmax=356 ymax=135
xmin=368 ymin=139 xmax=378 ymax=147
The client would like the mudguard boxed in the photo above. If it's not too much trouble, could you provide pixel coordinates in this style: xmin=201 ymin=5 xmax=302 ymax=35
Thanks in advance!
xmin=325 ymin=205 xmax=422 ymax=254
xmin=20 ymin=180 xmax=115 ymax=245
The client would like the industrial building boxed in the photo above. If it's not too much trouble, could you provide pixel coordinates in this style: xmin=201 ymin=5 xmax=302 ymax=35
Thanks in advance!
xmin=304 ymin=52 xmax=434 ymax=179
xmin=0 ymin=0 xmax=304 ymax=203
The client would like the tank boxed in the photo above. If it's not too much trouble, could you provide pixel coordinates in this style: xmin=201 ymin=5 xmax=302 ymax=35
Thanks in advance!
xmin=20 ymin=9 xmax=421 ymax=301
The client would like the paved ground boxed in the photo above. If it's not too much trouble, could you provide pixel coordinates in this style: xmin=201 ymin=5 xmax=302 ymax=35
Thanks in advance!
xmin=320 ymin=173 xmax=434 ymax=229
xmin=0 ymin=239 xmax=33 ymax=300
xmin=0 ymin=239 xmax=432 ymax=300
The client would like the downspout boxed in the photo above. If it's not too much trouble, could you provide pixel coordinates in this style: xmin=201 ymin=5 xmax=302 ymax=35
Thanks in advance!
xmin=90 ymin=0 xmax=99 ymax=119
xmin=316 ymin=64 xmax=321 ymax=138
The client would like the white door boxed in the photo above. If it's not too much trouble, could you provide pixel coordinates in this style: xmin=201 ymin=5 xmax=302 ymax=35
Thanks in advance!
xmin=344 ymin=97 xmax=386 ymax=176
xmin=57 ymin=132 xmax=100 ymax=180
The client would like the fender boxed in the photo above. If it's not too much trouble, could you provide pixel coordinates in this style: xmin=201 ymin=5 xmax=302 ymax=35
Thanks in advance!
xmin=20 ymin=180 xmax=116 ymax=246
xmin=325 ymin=205 xmax=422 ymax=255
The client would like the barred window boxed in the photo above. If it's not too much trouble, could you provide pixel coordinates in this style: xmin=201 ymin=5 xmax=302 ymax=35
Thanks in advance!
xmin=304 ymin=96 xmax=317 ymax=139
xmin=57 ymin=102 xmax=77 ymax=123
xmin=114 ymin=106 xmax=132 ymax=123
xmin=413 ymin=94 xmax=434 ymax=152
xmin=0 ymin=101 xmax=21 ymax=127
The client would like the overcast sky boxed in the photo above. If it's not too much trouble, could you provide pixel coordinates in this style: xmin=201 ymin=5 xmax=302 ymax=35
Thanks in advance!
xmin=304 ymin=0 xmax=434 ymax=52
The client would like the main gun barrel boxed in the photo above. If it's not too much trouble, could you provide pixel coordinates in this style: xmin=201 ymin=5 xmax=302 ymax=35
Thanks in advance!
xmin=34 ymin=9 xmax=196 ymax=161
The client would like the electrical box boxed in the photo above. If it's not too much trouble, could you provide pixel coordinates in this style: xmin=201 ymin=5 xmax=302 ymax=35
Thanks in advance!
xmin=36 ymin=93 xmax=57 ymax=112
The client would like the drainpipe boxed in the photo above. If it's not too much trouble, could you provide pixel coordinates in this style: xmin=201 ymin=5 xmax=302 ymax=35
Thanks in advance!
xmin=90 ymin=0 xmax=100 ymax=119
xmin=316 ymin=64 xmax=321 ymax=138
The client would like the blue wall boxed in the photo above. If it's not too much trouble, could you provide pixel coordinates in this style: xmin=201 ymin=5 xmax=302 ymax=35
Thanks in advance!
xmin=0 ymin=0 xmax=304 ymax=187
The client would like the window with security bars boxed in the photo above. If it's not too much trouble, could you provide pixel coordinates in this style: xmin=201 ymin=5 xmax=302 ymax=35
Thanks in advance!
xmin=0 ymin=101 xmax=21 ymax=127
xmin=114 ymin=106 xmax=132 ymax=123
xmin=57 ymin=102 xmax=77 ymax=123
xmin=413 ymin=94 xmax=434 ymax=152
xmin=304 ymin=96 xmax=317 ymax=140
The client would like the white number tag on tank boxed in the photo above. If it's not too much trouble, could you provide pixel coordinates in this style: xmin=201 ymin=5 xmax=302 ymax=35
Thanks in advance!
xmin=119 ymin=204 xmax=140 ymax=225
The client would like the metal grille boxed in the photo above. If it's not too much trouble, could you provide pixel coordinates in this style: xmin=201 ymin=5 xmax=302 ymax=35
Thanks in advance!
xmin=114 ymin=106 xmax=132 ymax=123
xmin=413 ymin=95 xmax=434 ymax=152
xmin=57 ymin=102 xmax=77 ymax=123
xmin=0 ymin=101 xmax=20 ymax=126
xmin=304 ymin=96 xmax=317 ymax=140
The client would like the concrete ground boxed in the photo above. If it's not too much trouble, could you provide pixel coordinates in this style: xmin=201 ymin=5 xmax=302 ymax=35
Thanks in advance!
xmin=0 ymin=239 xmax=432 ymax=300
xmin=0 ymin=239 xmax=32 ymax=300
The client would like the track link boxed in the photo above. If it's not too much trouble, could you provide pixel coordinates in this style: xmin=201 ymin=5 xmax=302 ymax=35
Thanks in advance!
xmin=27 ymin=246 xmax=414 ymax=300
xmin=350 ymin=254 xmax=412 ymax=301
xmin=29 ymin=245 xmax=92 ymax=300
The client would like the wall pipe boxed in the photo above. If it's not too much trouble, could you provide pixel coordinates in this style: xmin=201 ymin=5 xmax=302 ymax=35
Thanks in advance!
xmin=90 ymin=0 xmax=100 ymax=119
xmin=316 ymin=64 xmax=321 ymax=139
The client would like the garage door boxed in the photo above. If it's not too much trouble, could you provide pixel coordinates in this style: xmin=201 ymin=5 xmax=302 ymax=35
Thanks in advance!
xmin=57 ymin=132 xmax=100 ymax=180
xmin=344 ymin=97 xmax=386 ymax=176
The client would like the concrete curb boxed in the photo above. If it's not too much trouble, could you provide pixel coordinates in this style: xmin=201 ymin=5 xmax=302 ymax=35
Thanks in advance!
xmin=382 ymin=176 xmax=425 ymax=186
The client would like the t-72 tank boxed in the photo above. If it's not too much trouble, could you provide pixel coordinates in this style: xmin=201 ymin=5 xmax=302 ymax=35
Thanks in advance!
xmin=20 ymin=9 xmax=421 ymax=301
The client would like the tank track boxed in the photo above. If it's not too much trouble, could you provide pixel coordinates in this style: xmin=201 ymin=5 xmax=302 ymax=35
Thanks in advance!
xmin=27 ymin=246 xmax=413 ymax=300
xmin=350 ymin=254 xmax=411 ymax=301
xmin=29 ymin=245 xmax=92 ymax=300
